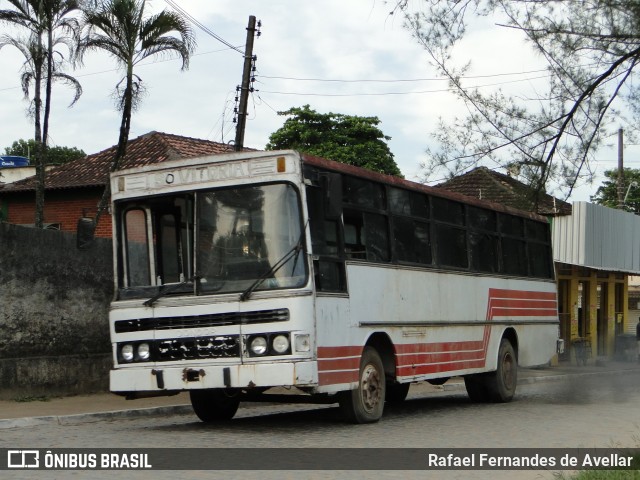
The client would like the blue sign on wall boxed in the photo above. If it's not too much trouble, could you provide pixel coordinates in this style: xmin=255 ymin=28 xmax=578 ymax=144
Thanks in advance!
xmin=0 ymin=156 xmax=30 ymax=167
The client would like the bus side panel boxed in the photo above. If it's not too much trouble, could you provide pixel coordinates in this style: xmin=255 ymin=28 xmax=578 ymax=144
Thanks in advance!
xmin=314 ymin=263 xmax=558 ymax=392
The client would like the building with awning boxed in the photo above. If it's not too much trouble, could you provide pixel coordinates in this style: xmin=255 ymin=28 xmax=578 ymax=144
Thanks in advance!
xmin=552 ymin=201 xmax=640 ymax=360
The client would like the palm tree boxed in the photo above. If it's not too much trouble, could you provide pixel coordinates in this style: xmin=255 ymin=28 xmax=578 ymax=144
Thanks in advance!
xmin=0 ymin=0 xmax=81 ymax=228
xmin=78 ymin=0 xmax=196 ymax=227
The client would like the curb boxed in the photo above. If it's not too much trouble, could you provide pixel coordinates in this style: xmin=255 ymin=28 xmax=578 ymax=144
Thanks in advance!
xmin=0 ymin=405 xmax=193 ymax=430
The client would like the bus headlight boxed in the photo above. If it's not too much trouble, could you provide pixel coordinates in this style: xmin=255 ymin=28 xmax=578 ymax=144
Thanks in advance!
xmin=250 ymin=336 xmax=268 ymax=356
xmin=272 ymin=335 xmax=290 ymax=354
xmin=121 ymin=344 xmax=134 ymax=362
xmin=137 ymin=343 xmax=150 ymax=361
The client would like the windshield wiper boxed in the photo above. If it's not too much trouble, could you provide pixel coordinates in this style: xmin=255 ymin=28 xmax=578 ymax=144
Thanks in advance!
xmin=239 ymin=242 xmax=304 ymax=302
xmin=143 ymin=279 xmax=192 ymax=307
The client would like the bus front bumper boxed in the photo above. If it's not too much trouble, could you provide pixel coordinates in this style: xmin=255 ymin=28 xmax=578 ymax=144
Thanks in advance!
xmin=110 ymin=360 xmax=317 ymax=393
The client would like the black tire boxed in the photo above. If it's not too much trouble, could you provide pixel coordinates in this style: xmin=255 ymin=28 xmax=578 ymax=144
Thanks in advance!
xmin=339 ymin=346 xmax=386 ymax=423
xmin=464 ymin=338 xmax=517 ymax=403
xmin=464 ymin=374 xmax=491 ymax=402
xmin=385 ymin=382 xmax=410 ymax=403
xmin=487 ymin=338 xmax=517 ymax=402
xmin=427 ymin=377 xmax=449 ymax=386
xmin=190 ymin=388 xmax=240 ymax=422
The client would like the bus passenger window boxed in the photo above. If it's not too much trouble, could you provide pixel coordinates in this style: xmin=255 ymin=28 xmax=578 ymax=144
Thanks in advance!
xmin=314 ymin=259 xmax=346 ymax=292
xmin=343 ymin=176 xmax=385 ymax=209
xmin=393 ymin=217 xmax=431 ymax=264
xmin=432 ymin=197 xmax=465 ymax=225
xmin=435 ymin=224 xmax=468 ymax=268
xmin=499 ymin=214 xmax=524 ymax=237
xmin=389 ymin=188 xmax=429 ymax=218
xmin=469 ymin=232 xmax=499 ymax=272
xmin=344 ymin=210 xmax=389 ymax=262
xmin=528 ymin=243 xmax=552 ymax=278
xmin=526 ymin=219 xmax=548 ymax=242
xmin=502 ymin=238 xmax=528 ymax=276
xmin=343 ymin=211 xmax=366 ymax=259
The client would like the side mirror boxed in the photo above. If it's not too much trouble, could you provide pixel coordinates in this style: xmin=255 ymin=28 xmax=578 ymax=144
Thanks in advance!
xmin=76 ymin=216 xmax=95 ymax=250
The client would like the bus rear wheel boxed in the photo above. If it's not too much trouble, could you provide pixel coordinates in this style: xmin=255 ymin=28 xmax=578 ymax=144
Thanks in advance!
xmin=190 ymin=388 xmax=240 ymax=422
xmin=464 ymin=338 xmax=517 ymax=403
xmin=464 ymin=374 xmax=491 ymax=402
xmin=339 ymin=346 xmax=386 ymax=423
xmin=487 ymin=338 xmax=517 ymax=402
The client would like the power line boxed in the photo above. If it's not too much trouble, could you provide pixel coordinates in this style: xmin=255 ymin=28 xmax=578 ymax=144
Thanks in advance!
xmin=258 ymin=74 xmax=551 ymax=97
xmin=162 ymin=0 xmax=244 ymax=55
xmin=0 ymin=46 xmax=239 ymax=93
xmin=259 ymin=67 xmax=551 ymax=84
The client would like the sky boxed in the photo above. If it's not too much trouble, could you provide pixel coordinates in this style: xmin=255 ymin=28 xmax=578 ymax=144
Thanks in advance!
xmin=0 ymin=0 xmax=632 ymax=201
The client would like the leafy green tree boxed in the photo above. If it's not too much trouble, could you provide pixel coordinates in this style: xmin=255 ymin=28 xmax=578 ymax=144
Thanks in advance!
xmin=266 ymin=105 xmax=402 ymax=176
xmin=4 ymin=138 xmax=85 ymax=164
xmin=77 ymin=0 xmax=196 ymax=227
xmin=394 ymin=0 xmax=640 ymax=204
xmin=591 ymin=168 xmax=640 ymax=214
xmin=0 ymin=0 xmax=81 ymax=227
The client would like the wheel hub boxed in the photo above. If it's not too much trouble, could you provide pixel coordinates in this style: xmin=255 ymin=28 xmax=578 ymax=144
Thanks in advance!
xmin=360 ymin=364 xmax=382 ymax=412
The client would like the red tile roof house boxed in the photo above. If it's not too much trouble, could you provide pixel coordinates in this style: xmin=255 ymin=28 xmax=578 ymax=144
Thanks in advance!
xmin=437 ymin=166 xmax=572 ymax=217
xmin=0 ymin=132 xmax=245 ymax=237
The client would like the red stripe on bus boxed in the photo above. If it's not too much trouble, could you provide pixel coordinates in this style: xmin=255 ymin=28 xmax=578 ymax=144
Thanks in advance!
xmin=395 ymin=341 xmax=483 ymax=354
xmin=397 ymin=350 xmax=485 ymax=366
xmin=317 ymin=357 xmax=360 ymax=371
xmin=397 ymin=359 xmax=486 ymax=376
xmin=488 ymin=289 xmax=557 ymax=300
xmin=317 ymin=346 xmax=362 ymax=358
xmin=490 ymin=298 xmax=558 ymax=309
xmin=489 ymin=308 xmax=558 ymax=318
xmin=318 ymin=370 xmax=358 ymax=386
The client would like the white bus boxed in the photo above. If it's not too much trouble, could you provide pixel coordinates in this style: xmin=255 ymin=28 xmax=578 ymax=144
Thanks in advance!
xmin=107 ymin=150 xmax=560 ymax=423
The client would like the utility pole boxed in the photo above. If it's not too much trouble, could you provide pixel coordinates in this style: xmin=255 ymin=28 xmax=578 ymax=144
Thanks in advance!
xmin=234 ymin=15 xmax=257 ymax=151
xmin=617 ymin=128 xmax=624 ymax=209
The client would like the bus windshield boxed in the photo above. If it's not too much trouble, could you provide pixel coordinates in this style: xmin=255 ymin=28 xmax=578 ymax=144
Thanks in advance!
xmin=117 ymin=183 xmax=307 ymax=300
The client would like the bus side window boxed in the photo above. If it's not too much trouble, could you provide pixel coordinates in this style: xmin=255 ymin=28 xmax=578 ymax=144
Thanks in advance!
xmin=305 ymin=183 xmax=347 ymax=292
xmin=499 ymin=214 xmax=528 ymax=276
xmin=343 ymin=210 xmax=366 ymax=259
xmin=526 ymin=219 xmax=553 ymax=278
xmin=313 ymin=259 xmax=347 ymax=292
xmin=344 ymin=209 xmax=390 ymax=262
xmin=432 ymin=197 xmax=468 ymax=269
xmin=467 ymin=206 xmax=498 ymax=273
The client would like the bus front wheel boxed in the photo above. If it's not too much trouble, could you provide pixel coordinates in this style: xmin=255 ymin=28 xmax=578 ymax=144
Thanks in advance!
xmin=190 ymin=388 xmax=240 ymax=422
xmin=386 ymin=382 xmax=410 ymax=403
xmin=339 ymin=346 xmax=386 ymax=423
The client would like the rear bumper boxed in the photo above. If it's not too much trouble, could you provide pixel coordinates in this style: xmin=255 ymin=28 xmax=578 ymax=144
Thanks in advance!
xmin=110 ymin=360 xmax=317 ymax=393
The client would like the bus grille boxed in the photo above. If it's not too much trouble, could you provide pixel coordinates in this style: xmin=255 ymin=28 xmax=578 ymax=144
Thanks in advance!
xmin=155 ymin=335 xmax=240 ymax=361
xmin=115 ymin=309 xmax=289 ymax=333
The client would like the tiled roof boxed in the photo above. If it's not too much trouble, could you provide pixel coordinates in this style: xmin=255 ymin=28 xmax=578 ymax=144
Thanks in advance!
xmin=0 ymin=131 xmax=246 ymax=193
xmin=437 ymin=166 xmax=572 ymax=216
